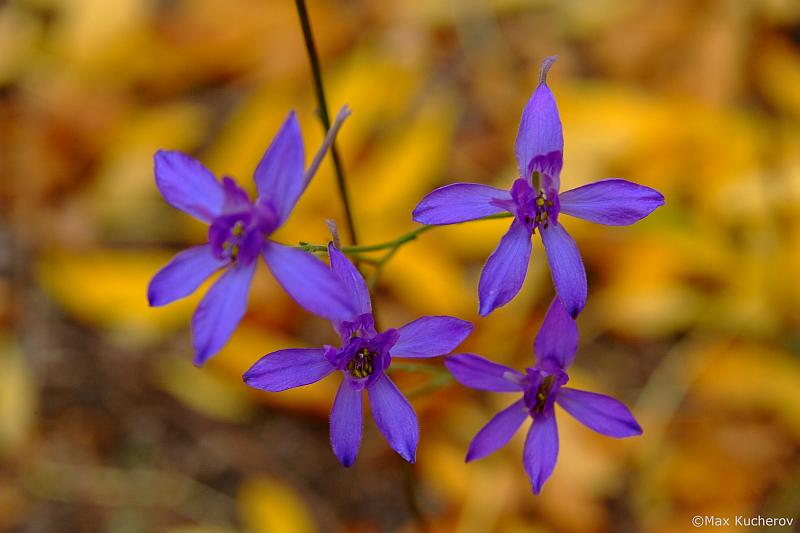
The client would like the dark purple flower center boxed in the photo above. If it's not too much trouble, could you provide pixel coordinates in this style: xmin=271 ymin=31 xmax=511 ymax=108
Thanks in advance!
xmin=490 ymin=149 xmax=564 ymax=233
xmin=522 ymin=364 xmax=568 ymax=415
xmin=347 ymin=348 xmax=376 ymax=379
xmin=325 ymin=319 xmax=399 ymax=390
xmin=510 ymin=178 xmax=560 ymax=233
xmin=208 ymin=178 xmax=278 ymax=266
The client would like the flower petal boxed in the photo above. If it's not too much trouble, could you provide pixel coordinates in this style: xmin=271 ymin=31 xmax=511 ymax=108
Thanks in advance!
xmin=367 ymin=374 xmax=418 ymax=463
xmin=148 ymin=244 xmax=226 ymax=307
xmin=559 ymin=179 xmax=665 ymax=226
xmin=154 ymin=150 xmax=224 ymax=223
xmin=392 ymin=316 xmax=473 ymax=358
xmin=412 ymin=183 xmax=512 ymax=225
xmin=330 ymin=380 xmax=363 ymax=467
xmin=191 ymin=261 xmax=256 ymax=365
xmin=262 ymin=242 xmax=356 ymax=323
xmin=523 ymin=407 xmax=559 ymax=494
xmin=444 ymin=354 xmax=523 ymax=392
xmin=514 ymin=58 xmax=563 ymax=180
xmin=478 ymin=219 xmax=532 ymax=316
xmin=243 ymin=348 xmax=334 ymax=392
xmin=220 ymin=176 xmax=252 ymax=213
xmin=466 ymin=399 xmax=528 ymax=462
xmin=556 ymin=387 xmax=643 ymax=438
xmin=540 ymin=222 xmax=586 ymax=318
xmin=328 ymin=243 xmax=371 ymax=316
xmin=253 ymin=112 xmax=305 ymax=225
xmin=534 ymin=297 xmax=578 ymax=369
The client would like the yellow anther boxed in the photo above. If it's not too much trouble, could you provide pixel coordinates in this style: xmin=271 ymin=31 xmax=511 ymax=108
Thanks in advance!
xmin=348 ymin=348 xmax=376 ymax=378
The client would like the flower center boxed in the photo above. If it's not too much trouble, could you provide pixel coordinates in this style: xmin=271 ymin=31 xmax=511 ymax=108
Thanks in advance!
xmin=222 ymin=220 xmax=246 ymax=261
xmin=523 ymin=190 xmax=555 ymax=230
xmin=533 ymin=375 xmax=555 ymax=414
xmin=503 ymin=178 xmax=559 ymax=233
xmin=347 ymin=348 xmax=375 ymax=379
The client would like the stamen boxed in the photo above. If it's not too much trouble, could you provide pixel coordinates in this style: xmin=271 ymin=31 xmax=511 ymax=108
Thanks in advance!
xmin=347 ymin=348 xmax=375 ymax=379
xmin=533 ymin=375 xmax=555 ymax=413
xmin=232 ymin=221 xmax=244 ymax=237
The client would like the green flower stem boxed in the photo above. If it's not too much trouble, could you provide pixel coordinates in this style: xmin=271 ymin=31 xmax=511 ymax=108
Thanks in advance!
xmin=294 ymin=0 xmax=358 ymax=245
xmin=297 ymin=212 xmax=513 ymax=255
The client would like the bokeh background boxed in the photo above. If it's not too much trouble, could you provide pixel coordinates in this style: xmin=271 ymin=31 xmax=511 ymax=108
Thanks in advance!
xmin=3 ymin=0 xmax=800 ymax=531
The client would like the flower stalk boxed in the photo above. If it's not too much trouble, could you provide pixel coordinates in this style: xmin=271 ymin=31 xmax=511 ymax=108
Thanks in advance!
xmin=294 ymin=0 xmax=359 ymax=246
xmin=297 ymin=212 xmax=514 ymax=255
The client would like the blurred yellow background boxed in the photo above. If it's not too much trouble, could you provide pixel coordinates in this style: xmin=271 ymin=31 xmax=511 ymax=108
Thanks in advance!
xmin=2 ymin=0 xmax=800 ymax=531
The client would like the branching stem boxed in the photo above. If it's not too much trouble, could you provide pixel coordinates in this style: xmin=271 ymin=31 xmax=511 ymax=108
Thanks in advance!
xmin=297 ymin=212 xmax=513 ymax=255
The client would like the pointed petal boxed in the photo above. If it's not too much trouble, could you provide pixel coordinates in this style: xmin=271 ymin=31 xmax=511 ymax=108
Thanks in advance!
xmin=514 ymin=59 xmax=563 ymax=180
xmin=330 ymin=380 xmax=363 ymax=467
xmin=540 ymin=222 xmax=586 ymax=318
xmin=328 ymin=243 xmax=371 ymax=316
xmin=523 ymin=407 xmax=559 ymax=494
xmin=191 ymin=262 xmax=256 ymax=365
xmin=262 ymin=242 xmax=356 ymax=323
xmin=253 ymin=112 xmax=305 ymax=225
xmin=154 ymin=150 xmax=224 ymax=222
xmin=534 ymin=297 xmax=578 ymax=369
xmin=559 ymin=179 xmax=665 ymax=226
xmin=478 ymin=220 xmax=532 ymax=316
xmin=392 ymin=316 xmax=473 ymax=358
xmin=556 ymin=388 xmax=643 ymax=438
xmin=148 ymin=245 xmax=226 ymax=306
xmin=243 ymin=348 xmax=334 ymax=392
xmin=412 ymin=183 xmax=511 ymax=225
xmin=444 ymin=354 xmax=523 ymax=392
xmin=466 ymin=399 xmax=528 ymax=462
xmin=367 ymin=374 xmax=418 ymax=463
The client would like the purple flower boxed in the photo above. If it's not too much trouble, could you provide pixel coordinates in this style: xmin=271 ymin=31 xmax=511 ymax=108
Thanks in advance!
xmin=243 ymin=243 xmax=473 ymax=466
xmin=413 ymin=57 xmax=664 ymax=318
xmin=445 ymin=297 xmax=642 ymax=494
xmin=148 ymin=109 xmax=354 ymax=365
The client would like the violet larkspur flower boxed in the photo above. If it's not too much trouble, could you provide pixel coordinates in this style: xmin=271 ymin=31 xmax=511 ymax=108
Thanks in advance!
xmin=413 ymin=57 xmax=665 ymax=318
xmin=148 ymin=109 xmax=354 ymax=365
xmin=445 ymin=297 xmax=642 ymax=494
xmin=243 ymin=243 xmax=473 ymax=466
